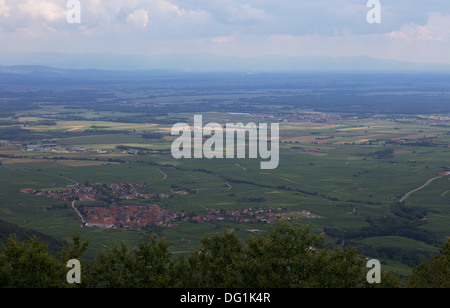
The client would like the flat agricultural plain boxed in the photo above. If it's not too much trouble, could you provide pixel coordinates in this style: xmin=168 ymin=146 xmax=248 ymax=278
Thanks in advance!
xmin=1 ymin=71 xmax=450 ymax=275
xmin=1 ymin=112 xmax=449 ymax=275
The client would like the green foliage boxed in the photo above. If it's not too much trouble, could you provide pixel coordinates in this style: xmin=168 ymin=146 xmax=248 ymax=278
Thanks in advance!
xmin=407 ymin=239 xmax=450 ymax=288
xmin=0 ymin=235 xmax=66 ymax=288
xmin=0 ymin=219 xmax=66 ymax=255
xmin=192 ymin=230 xmax=245 ymax=287
xmin=325 ymin=203 xmax=439 ymax=259
xmin=0 ymin=127 xmax=37 ymax=141
xmin=1 ymin=221 xmax=448 ymax=288
xmin=372 ymin=148 xmax=394 ymax=159
xmin=89 ymin=237 xmax=173 ymax=288
xmin=242 ymin=223 xmax=367 ymax=288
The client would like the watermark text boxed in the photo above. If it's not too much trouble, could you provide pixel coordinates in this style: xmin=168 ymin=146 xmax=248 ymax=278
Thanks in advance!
xmin=171 ymin=115 xmax=279 ymax=170
xmin=367 ymin=0 xmax=381 ymax=24
xmin=66 ymin=0 xmax=81 ymax=24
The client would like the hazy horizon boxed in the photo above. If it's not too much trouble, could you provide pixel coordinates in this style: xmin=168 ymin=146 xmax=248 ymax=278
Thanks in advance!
xmin=1 ymin=1 xmax=450 ymax=71
xmin=2 ymin=52 xmax=450 ymax=72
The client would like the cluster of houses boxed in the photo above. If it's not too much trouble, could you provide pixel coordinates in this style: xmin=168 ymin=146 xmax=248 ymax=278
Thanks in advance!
xmin=227 ymin=112 xmax=346 ymax=123
xmin=83 ymin=203 xmax=172 ymax=229
xmin=26 ymin=144 xmax=63 ymax=152
xmin=41 ymin=184 xmax=99 ymax=202
xmin=25 ymin=144 xmax=108 ymax=154
xmin=180 ymin=207 xmax=318 ymax=224
xmin=282 ymin=113 xmax=346 ymax=122
xmin=21 ymin=182 xmax=317 ymax=229
xmin=81 ymin=206 xmax=302 ymax=229
xmin=184 ymin=207 xmax=286 ymax=224
xmin=31 ymin=182 xmax=188 ymax=203
xmin=388 ymin=137 xmax=450 ymax=148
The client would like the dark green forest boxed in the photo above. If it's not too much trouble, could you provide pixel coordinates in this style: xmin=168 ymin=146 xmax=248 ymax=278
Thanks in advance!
xmin=0 ymin=221 xmax=448 ymax=288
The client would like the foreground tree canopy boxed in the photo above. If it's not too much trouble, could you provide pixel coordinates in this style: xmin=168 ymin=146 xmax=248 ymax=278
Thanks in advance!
xmin=0 ymin=221 xmax=448 ymax=288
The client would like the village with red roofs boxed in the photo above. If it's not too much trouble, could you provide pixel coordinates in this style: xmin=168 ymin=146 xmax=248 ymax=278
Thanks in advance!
xmin=21 ymin=182 xmax=318 ymax=229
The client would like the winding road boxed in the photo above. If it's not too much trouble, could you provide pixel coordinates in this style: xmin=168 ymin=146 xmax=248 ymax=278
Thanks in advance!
xmin=400 ymin=176 xmax=444 ymax=203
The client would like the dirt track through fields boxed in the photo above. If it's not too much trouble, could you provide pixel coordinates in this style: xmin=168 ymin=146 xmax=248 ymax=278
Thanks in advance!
xmin=72 ymin=201 xmax=85 ymax=224
xmin=400 ymin=176 xmax=443 ymax=203
xmin=157 ymin=168 xmax=168 ymax=180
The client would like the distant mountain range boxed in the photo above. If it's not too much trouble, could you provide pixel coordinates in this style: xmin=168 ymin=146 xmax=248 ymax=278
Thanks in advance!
xmin=1 ymin=52 xmax=450 ymax=72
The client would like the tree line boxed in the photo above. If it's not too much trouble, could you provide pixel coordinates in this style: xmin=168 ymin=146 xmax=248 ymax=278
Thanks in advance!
xmin=0 ymin=221 xmax=448 ymax=288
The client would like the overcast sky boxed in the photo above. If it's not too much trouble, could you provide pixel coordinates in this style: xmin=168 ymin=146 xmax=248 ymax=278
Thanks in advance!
xmin=1 ymin=0 xmax=450 ymax=65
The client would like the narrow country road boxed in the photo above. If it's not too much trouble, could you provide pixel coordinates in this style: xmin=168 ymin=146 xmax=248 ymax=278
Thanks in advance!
xmin=72 ymin=201 xmax=85 ymax=224
xmin=157 ymin=168 xmax=168 ymax=180
xmin=400 ymin=176 xmax=443 ymax=203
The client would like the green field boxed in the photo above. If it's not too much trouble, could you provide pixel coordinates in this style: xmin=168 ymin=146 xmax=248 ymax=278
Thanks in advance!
xmin=1 ymin=109 xmax=450 ymax=274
